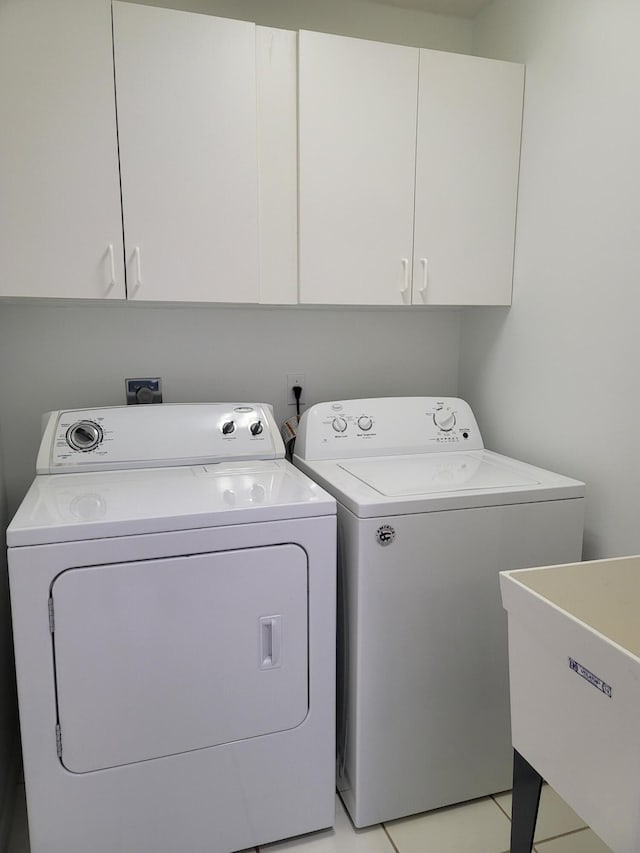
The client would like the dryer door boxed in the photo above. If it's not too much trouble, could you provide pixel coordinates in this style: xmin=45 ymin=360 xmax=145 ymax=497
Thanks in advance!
xmin=51 ymin=544 xmax=308 ymax=773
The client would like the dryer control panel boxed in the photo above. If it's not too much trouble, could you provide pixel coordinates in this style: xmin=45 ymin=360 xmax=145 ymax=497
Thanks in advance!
xmin=37 ymin=404 xmax=284 ymax=473
xmin=294 ymin=397 xmax=483 ymax=461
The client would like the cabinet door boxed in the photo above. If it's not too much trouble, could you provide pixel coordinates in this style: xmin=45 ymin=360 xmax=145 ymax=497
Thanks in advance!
xmin=0 ymin=0 xmax=125 ymax=299
xmin=413 ymin=50 xmax=524 ymax=306
xmin=256 ymin=27 xmax=298 ymax=305
xmin=299 ymin=32 xmax=418 ymax=305
xmin=113 ymin=3 xmax=259 ymax=303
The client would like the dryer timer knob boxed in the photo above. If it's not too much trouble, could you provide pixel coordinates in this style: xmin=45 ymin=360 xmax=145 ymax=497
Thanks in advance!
xmin=66 ymin=420 xmax=103 ymax=452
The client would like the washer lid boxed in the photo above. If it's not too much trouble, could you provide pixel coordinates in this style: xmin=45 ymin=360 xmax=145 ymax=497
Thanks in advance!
xmin=339 ymin=453 xmax=538 ymax=497
xmin=7 ymin=460 xmax=335 ymax=547
xmin=295 ymin=449 xmax=585 ymax=518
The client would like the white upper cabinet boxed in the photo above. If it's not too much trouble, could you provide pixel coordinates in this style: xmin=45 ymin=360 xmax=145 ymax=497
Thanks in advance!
xmin=0 ymin=0 xmax=125 ymax=299
xmin=299 ymin=31 xmax=419 ymax=306
xmin=1 ymin=2 xmax=521 ymax=308
xmin=113 ymin=3 xmax=260 ymax=303
xmin=298 ymin=33 xmax=524 ymax=306
xmin=413 ymin=50 xmax=524 ymax=306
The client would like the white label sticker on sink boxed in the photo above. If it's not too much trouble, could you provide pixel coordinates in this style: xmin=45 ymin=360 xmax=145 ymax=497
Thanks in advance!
xmin=569 ymin=657 xmax=612 ymax=698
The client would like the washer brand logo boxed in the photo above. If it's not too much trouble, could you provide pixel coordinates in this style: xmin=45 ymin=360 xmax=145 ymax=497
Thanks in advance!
xmin=569 ymin=657 xmax=612 ymax=698
xmin=376 ymin=525 xmax=396 ymax=546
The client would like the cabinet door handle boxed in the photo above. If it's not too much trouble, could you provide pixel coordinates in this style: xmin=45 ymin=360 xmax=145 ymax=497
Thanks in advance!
xmin=106 ymin=244 xmax=116 ymax=293
xmin=400 ymin=258 xmax=410 ymax=304
xmin=418 ymin=258 xmax=428 ymax=301
xmin=131 ymin=246 xmax=142 ymax=296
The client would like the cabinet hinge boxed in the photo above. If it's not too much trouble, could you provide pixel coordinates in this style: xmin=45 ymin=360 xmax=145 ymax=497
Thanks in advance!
xmin=55 ymin=724 xmax=62 ymax=758
xmin=48 ymin=598 xmax=55 ymax=634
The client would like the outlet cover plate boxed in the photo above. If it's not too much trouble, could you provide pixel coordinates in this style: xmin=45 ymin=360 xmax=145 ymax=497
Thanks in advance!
xmin=287 ymin=373 xmax=305 ymax=405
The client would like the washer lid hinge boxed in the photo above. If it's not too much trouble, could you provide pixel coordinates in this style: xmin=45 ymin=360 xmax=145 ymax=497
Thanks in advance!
xmin=48 ymin=598 xmax=55 ymax=634
xmin=55 ymin=724 xmax=62 ymax=758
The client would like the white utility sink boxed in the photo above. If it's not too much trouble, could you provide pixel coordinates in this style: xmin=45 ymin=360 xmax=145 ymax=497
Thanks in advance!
xmin=501 ymin=556 xmax=640 ymax=853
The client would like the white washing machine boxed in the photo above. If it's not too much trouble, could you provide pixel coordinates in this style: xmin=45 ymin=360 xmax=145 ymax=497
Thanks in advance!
xmin=294 ymin=396 xmax=585 ymax=828
xmin=7 ymin=403 xmax=336 ymax=853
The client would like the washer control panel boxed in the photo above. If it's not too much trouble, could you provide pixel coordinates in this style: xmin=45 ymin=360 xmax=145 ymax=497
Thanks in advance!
xmin=294 ymin=397 xmax=483 ymax=461
xmin=38 ymin=404 xmax=284 ymax=473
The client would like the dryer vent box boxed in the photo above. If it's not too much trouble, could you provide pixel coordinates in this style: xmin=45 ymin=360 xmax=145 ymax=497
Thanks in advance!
xmin=125 ymin=377 xmax=163 ymax=405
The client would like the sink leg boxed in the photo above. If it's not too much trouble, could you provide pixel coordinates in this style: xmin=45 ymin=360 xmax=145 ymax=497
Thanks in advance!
xmin=510 ymin=749 xmax=543 ymax=853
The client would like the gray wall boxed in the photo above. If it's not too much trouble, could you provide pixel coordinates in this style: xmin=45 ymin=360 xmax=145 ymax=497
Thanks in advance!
xmin=461 ymin=0 xmax=640 ymax=559
xmin=0 ymin=302 xmax=460 ymax=515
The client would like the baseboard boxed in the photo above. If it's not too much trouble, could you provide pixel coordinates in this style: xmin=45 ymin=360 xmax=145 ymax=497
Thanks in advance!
xmin=0 ymin=738 xmax=20 ymax=853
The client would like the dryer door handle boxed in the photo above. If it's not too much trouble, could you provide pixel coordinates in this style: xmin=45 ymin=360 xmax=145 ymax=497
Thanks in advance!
xmin=259 ymin=615 xmax=282 ymax=669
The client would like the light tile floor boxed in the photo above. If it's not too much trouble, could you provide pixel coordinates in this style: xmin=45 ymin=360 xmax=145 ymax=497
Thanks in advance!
xmin=7 ymin=782 xmax=613 ymax=853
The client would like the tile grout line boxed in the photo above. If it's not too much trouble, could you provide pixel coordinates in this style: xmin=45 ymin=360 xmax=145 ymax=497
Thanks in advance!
xmin=381 ymin=821 xmax=401 ymax=853
xmin=536 ymin=825 xmax=594 ymax=845
xmin=490 ymin=791 xmax=594 ymax=850
xmin=491 ymin=793 xmax=513 ymax=823
xmin=491 ymin=795 xmax=514 ymax=853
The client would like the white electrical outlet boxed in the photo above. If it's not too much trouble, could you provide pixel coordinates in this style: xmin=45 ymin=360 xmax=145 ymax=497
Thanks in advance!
xmin=287 ymin=373 xmax=306 ymax=405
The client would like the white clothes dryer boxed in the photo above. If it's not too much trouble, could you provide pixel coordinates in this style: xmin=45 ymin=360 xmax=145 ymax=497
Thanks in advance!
xmin=294 ymin=397 xmax=585 ymax=828
xmin=8 ymin=403 xmax=336 ymax=853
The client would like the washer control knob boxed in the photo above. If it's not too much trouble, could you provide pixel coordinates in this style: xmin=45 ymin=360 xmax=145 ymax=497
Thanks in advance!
xmin=433 ymin=409 xmax=456 ymax=432
xmin=222 ymin=421 xmax=235 ymax=435
xmin=332 ymin=417 xmax=348 ymax=433
xmin=66 ymin=421 xmax=103 ymax=452
xmin=357 ymin=416 xmax=373 ymax=432
xmin=250 ymin=420 xmax=263 ymax=436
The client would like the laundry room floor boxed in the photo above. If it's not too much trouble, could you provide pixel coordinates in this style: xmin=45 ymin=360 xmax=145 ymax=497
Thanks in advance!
xmin=7 ymin=781 xmax=612 ymax=853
